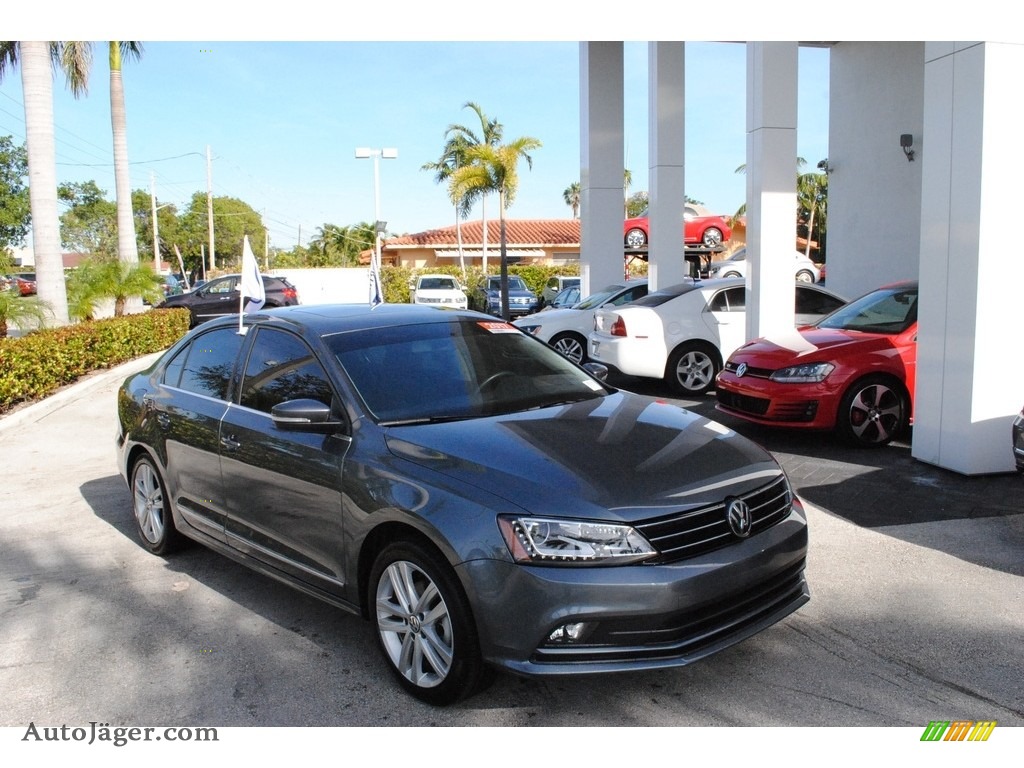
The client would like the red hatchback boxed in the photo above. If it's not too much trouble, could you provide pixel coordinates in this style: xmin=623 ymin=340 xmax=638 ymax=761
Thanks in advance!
xmin=624 ymin=205 xmax=732 ymax=250
xmin=715 ymin=282 xmax=917 ymax=447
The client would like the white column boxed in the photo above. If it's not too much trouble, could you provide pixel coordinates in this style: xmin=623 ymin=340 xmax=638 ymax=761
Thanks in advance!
xmin=580 ymin=42 xmax=625 ymax=296
xmin=912 ymin=42 xmax=1024 ymax=474
xmin=745 ymin=42 xmax=799 ymax=343
xmin=647 ymin=42 xmax=687 ymax=290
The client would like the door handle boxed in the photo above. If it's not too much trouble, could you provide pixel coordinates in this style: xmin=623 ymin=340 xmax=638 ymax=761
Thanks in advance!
xmin=220 ymin=434 xmax=242 ymax=452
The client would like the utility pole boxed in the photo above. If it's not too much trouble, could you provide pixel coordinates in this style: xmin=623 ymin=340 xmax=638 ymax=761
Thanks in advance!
xmin=150 ymin=172 xmax=160 ymax=273
xmin=206 ymin=145 xmax=215 ymax=270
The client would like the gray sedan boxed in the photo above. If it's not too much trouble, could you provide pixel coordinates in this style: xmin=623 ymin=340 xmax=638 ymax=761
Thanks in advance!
xmin=117 ymin=304 xmax=809 ymax=705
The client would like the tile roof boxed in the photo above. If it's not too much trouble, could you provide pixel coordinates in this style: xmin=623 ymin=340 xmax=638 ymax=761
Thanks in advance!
xmin=385 ymin=219 xmax=580 ymax=249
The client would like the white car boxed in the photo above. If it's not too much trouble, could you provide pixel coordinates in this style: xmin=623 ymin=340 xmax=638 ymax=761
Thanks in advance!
xmin=707 ymin=248 xmax=821 ymax=283
xmin=513 ymin=278 xmax=649 ymax=364
xmin=588 ymin=277 xmax=846 ymax=395
xmin=410 ymin=274 xmax=468 ymax=309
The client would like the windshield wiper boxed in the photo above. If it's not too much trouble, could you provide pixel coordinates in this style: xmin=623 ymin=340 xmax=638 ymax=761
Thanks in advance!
xmin=379 ymin=414 xmax=476 ymax=427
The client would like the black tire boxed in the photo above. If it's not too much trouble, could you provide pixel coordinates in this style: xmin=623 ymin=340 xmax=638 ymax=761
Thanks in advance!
xmin=701 ymin=227 xmax=724 ymax=248
xmin=624 ymin=227 xmax=647 ymax=249
xmin=368 ymin=540 xmax=489 ymax=706
xmin=130 ymin=455 xmax=185 ymax=555
xmin=549 ymin=332 xmax=587 ymax=365
xmin=665 ymin=342 xmax=720 ymax=395
xmin=722 ymin=271 xmax=742 ymax=279
xmin=796 ymin=269 xmax=815 ymax=283
xmin=835 ymin=374 xmax=908 ymax=447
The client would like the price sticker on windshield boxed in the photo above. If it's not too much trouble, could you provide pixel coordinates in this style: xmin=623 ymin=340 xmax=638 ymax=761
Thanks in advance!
xmin=477 ymin=322 xmax=519 ymax=333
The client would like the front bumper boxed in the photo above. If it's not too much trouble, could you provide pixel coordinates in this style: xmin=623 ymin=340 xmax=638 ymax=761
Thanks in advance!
xmin=715 ymin=368 xmax=846 ymax=430
xmin=458 ymin=500 xmax=808 ymax=676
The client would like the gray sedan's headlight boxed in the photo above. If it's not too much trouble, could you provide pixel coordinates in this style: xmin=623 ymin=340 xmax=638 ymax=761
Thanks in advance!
xmin=498 ymin=516 xmax=656 ymax=565
xmin=517 ymin=324 xmax=541 ymax=335
xmin=770 ymin=362 xmax=835 ymax=383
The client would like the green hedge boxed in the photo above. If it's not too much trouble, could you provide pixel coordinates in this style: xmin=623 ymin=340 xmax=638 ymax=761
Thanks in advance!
xmin=0 ymin=308 xmax=191 ymax=413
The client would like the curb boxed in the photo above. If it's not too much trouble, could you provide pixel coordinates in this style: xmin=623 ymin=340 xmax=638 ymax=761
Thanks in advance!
xmin=0 ymin=352 xmax=163 ymax=435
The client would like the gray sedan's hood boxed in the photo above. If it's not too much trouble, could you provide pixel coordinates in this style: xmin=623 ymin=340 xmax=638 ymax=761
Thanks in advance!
xmin=384 ymin=392 xmax=782 ymax=522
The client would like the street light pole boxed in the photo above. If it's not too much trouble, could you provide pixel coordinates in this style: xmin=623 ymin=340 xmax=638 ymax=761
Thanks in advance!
xmin=355 ymin=147 xmax=397 ymax=304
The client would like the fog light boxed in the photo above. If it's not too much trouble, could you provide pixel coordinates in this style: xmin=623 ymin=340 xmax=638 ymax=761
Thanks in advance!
xmin=548 ymin=622 xmax=588 ymax=643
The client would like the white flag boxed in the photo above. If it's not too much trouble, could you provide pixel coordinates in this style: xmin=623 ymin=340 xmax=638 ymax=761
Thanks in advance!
xmin=240 ymin=235 xmax=265 ymax=314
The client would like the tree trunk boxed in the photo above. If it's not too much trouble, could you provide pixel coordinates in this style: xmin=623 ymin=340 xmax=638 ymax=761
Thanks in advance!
xmin=498 ymin=190 xmax=510 ymax=321
xmin=21 ymin=41 xmax=70 ymax=325
xmin=481 ymin=195 xmax=488 ymax=273
xmin=454 ymin=205 xmax=465 ymax=279
xmin=109 ymin=44 xmax=139 ymax=267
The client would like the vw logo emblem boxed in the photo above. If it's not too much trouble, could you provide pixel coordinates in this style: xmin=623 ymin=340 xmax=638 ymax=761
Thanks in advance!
xmin=735 ymin=362 xmax=748 ymax=378
xmin=726 ymin=498 xmax=752 ymax=538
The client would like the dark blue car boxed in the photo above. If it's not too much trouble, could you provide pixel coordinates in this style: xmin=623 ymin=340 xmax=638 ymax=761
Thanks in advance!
xmin=470 ymin=275 xmax=539 ymax=317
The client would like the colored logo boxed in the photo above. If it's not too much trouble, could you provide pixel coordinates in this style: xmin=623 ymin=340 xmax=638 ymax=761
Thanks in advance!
xmin=920 ymin=721 xmax=997 ymax=742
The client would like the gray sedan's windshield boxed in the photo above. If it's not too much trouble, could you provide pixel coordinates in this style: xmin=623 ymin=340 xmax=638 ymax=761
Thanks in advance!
xmin=326 ymin=319 xmax=605 ymax=423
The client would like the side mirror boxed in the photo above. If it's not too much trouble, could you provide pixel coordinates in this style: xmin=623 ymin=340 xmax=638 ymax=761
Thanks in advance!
xmin=582 ymin=362 xmax=609 ymax=382
xmin=271 ymin=399 xmax=343 ymax=432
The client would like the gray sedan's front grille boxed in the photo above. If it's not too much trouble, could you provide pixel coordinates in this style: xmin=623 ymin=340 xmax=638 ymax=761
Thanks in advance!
xmin=635 ymin=475 xmax=792 ymax=564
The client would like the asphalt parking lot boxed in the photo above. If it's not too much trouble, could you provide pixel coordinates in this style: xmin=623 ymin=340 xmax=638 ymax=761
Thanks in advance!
xmin=1 ymin=356 xmax=1021 ymax=730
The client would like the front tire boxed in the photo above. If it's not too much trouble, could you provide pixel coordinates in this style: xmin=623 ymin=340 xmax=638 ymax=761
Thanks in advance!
xmin=835 ymin=375 xmax=908 ymax=447
xmin=665 ymin=343 xmax=720 ymax=395
xmin=550 ymin=332 xmax=587 ymax=364
xmin=796 ymin=269 xmax=815 ymax=283
xmin=130 ymin=456 xmax=184 ymax=555
xmin=369 ymin=540 xmax=488 ymax=705
xmin=701 ymin=227 xmax=724 ymax=248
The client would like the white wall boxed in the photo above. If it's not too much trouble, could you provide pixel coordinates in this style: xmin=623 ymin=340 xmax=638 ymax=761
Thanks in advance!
xmin=827 ymin=43 xmax=924 ymax=300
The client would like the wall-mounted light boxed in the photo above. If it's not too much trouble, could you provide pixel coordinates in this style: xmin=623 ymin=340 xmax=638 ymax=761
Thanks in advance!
xmin=816 ymin=159 xmax=833 ymax=174
xmin=900 ymin=134 xmax=915 ymax=162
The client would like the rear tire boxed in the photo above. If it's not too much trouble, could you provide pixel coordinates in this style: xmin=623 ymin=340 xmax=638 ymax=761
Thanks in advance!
xmin=130 ymin=456 xmax=185 ymax=555
xmin=369 ymin=540 xmax=489 ymax=705
xmin=665 ymin=343 xmax=720 ymax=395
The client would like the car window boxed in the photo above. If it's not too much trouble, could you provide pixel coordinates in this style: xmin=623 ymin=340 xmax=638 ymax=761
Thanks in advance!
xmin=796 ymin=287 xmax=845 ymax=316
xmin=239 ymin=328 xmax=335 ymax=414
xmin=205 ymin=277 xmax=238 ymax=295
xmin=818 ymin=286 xmax=918 ymax=334
xmin=174 ymin=328 xmax=246 ymax=400
xmin=630 ymin=282 xmax=698 ymax=308
xmin=612 ymin=284 xmax=649 ymax=305
xmin=420 ymin=277 xmax=457 ymax=290
xmin=708 ymin=287 xmax=746 ymax=312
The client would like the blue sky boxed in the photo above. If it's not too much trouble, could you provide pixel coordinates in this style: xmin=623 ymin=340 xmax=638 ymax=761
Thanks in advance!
xmin=1 ymin=34 xmax=830 ymax=251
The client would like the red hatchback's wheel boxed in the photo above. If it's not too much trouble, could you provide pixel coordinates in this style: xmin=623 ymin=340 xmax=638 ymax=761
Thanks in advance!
xmin=836 ymin=375 xmax=908 ymax=447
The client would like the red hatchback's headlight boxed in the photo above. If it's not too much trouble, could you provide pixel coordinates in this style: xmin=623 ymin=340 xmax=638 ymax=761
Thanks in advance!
xmin=770 ymin=362 xmax=835 ymax=383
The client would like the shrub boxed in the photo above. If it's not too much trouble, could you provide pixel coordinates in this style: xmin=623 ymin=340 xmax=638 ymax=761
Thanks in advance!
xmin=0 ymin=308 xmax=190 ymax=413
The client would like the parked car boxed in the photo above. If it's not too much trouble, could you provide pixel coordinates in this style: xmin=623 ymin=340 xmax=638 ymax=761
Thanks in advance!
xmin=513 ymin=278 xmax=649 ymax=364
xmin=410 ymin=274 xmax=467 ymax=309
xmin=707 ymin=248 xmax=821 ymax=283
xmin=624 ymin=205 xmax=732 ymax=249
xmin=468 ymin=274 xmax=538 ymax=317
xmin=11 ymin=272 xmax=37 ymax=296
xmin=1013 ymin=405 xmax=1024 ymax=472
xmin=541 ymin=275 xmax=581 ymax=306
xmin=541 ymin=285 xmax=581 ymax=311
xmin=715 ymin=281 xmax=918 ymax=447
xmin=159 ymin=273 xmax=299 ymax=326
xmin=117 ymin=303 xmax=809 ymax=705
xmin=589 ymin=278 xmax=847 ymax=395
xmin=0 ymin=275 xmax=12 ymax=292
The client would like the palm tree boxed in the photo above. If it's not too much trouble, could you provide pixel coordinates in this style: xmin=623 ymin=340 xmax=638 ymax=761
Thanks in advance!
xmin=623 ymin=168 xmax=632 ymax=217
xmin=0 ymin=284 xmax=50 ymax=338
xmin=109 ymin=42 xmax=143 ymax=267
xmin=450 ymin=135 xmax=542 ymax=320
xmin=445 ymin=102 xmax=503 ymax=271
xmin=0 ymin=41 xmax=92 ymax=326
xmin=797 ymin=162 xmax=828 ymax=259
xmin=563 ymin=182 xmax=581 ymax=218
xmin=422 ymin=133 xmax=474 ymax=277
